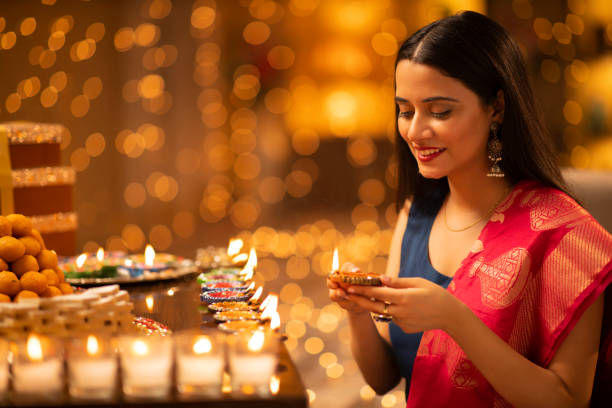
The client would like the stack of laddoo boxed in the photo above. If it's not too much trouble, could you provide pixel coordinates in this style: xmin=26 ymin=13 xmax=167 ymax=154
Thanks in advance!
xmin=0 ymin=214 xmax=73 ymax=303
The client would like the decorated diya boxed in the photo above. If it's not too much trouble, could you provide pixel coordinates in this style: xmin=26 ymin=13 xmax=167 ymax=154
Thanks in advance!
xmin=328 ymin=271 xmax=383 ymax=286
xmin=217 ymin=320 xmax=262 ymax=333
xmin=207 ymin=301 xmax=259 ymax=312
xmin=213 ymin=310 xmax=260 ymax=322
xmin=201 ymin=280 xmax=251 ymax=292
xmin=201 ymin=289 xmax=252 ymax=303
xmin=197 ymin=267 xmax=243 ymax=284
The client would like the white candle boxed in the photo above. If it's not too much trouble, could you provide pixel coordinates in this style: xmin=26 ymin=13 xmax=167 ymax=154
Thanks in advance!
xmin=68 ymin=358 xmax=117 ymax=398
xmin=177 ymin=355 xmax=224 ymax=386
xmin=122 ymin=357 xmax=172 ymax=388
xmin=229 ymin=353 xmax=276 ymax=385
xmin=13 ymin=359 xmax=63 ymax=394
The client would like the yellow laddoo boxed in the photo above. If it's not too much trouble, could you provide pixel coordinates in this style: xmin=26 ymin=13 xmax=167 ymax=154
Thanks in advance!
xmin=0 ymin=236 xmax=26 ymax=262
xmin=0 ymin=216 xmax=11 ymax=237
xmin=19 ymin=236 xmax=41 ymax=256
xmin=30 ymin=229 xmax=46 ymax=250
xmin=40 ymin=269 xmax=59 ymax=286
xmin=15 ymin=290 xmax=39 ymax=302
xmin=19 ymin=271 xmax=47 ymax=295
xmin=0 ymin=293 xmax=10 ymax=302
xmin=58 ymin=282 xmax=74 ymax=294
xmin=7 ymin=214 xmax=32 ymax=237
xmin=41 ymin=286 xmax=62 ymax=298
xmin=11 ymin=255 xmax=39 ymax=277
xmin=0 ymin=258 xmax=8 ymax=271
xmin=37 ymin=249 xmax=58 ymax=269
xmin=0 ymin=271 xmax=21 ymax=296
xmin=55 ymin=267 xmax=65 ymax=283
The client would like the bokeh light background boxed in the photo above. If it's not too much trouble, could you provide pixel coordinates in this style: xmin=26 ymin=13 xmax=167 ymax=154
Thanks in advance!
xmin=1 ymin=0 xmax=611 ymax=406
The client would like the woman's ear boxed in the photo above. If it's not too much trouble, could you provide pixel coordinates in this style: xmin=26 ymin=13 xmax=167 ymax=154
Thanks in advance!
xmin=491 ymin=89 xmax=505 ymax=122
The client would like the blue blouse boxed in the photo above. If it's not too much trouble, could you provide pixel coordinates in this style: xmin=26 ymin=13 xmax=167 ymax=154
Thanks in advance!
xmin=389 ymin=190 xmax=452 ymax=396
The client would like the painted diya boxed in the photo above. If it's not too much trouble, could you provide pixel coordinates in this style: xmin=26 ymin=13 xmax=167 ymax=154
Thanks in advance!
xmin=218 ymin=320 xmax=262 ymax=333
xmin=201 ymin=289 xmax=251 ymax=303
xmin=328 ymin=271 xmax=382 ymax=286
xmin=213 ymin=310 xmax=260 ymax=322
xmin=201 ymin=280 xmax=250 ymax=292
xmin=197 ymin=267 xmax=243 ymax=284
xmin=207 ymin=301 xmax=258 ymax=312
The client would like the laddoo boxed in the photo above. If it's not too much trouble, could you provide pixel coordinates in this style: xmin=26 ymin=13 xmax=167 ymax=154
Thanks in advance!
xmin=0 ymin=258 xmax=8 ymax=271
xmin=37 ymin=249 xmax=58 ymax=269
xmin=55 ymin=267 xmax=65 ymax=283
xmin=58 ymin=282 xmax=74 ymax=294
xmin=30 ymin=229 xmax=46 ymax=250
xmin=19 ymin=236 xmax=41 ymax=256
xmin=14 ymin=290 xmax=39 ymax=302
xmin=7 ymin=214 xmax=32 ymax=237
xmin=20 ymin=271 xmax=47 ymax=295
xmin=0 ymin=216 xmax=11 ymax=237
xmin=0 ymin=236 xmax=26 ymax=262
xmin=11 ymin=255 xmax=39 ymax=277
xmin=0 ymin=271 xmax=21 ymax=296
xmin=0 ymin=293 xmax=10 ymax=302
xmin=40 ymin=268 xmax=59 ymax=286
xmin=41 ymin=286 xmax=62 ymax=297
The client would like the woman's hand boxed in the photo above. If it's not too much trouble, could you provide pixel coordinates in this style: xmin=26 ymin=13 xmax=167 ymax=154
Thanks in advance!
xmin=345 ymin=276 xmax=462 ymax=333
xmin=327 ymin=262 xmax=371 ymax=316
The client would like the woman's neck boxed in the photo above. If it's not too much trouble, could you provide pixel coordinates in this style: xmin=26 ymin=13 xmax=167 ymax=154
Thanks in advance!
xmin=446 ymin=171 xmax=512 ymax=216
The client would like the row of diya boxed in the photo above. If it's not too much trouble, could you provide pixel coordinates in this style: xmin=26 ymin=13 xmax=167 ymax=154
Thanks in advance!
xmin=0 ymin=328 xmax=282 ymax=403
xmin=58 ymin=238 xmax=251 ymax=280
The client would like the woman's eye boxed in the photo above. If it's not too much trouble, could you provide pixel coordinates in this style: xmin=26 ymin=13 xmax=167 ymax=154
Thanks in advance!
xmin=398 ymin=111 xmax=414 ymax=119
xmin=431 ymin=110 xmax=451 ymax=119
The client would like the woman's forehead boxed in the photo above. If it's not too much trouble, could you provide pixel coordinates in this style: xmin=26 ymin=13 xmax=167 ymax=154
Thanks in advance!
xmin=395 ymin=60 xmax=471 ymax=100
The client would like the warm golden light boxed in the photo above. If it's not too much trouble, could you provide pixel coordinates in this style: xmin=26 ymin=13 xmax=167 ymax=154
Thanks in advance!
xmin=270 ymin=311 xmax=281 ymax=331
xmin=246 ymin=281 xmax=255 ymax=292
xmin=259 ymin=294 xmax=271 ymax=312
xmin=242 ymin=267 xmax=254 ymax=281
xmin=269 ymin=375 xmax=280 ymax=395
xmin=145 ymin=244 xmax=155 ymax=266
xmin=132 ymin=339 xmax=148 ymax=356
xmin=227 ymin=238 xmax=243 ymax=257
xmin=26 ymin=334 xmax=43 ymax=362
xmin=96 ymin=247 xmax=104 ymax=262
xmin=86 ymin=335 xmax=99 ymax=356
xmin=247 ymin=331 xmax=265 ymax=352
xmin=145 ymin=295 xmax=154 ymax=312
xmin=245 ymin=248 xmax=257 ymax=269
xmin=193 ymin=336 xmax=212 ymax=354
xmin=249 ymin=286 xmax=263 ymax=303
xmin=260 ymin=294 xmax=278 ymax=321
xmin=76 ymin=253 xmax=87 ymax=268
xmin=332 ymin=248 xmax=339 ymax=272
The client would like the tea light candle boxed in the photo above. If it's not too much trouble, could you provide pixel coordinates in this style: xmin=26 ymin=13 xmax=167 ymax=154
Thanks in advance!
xmin=119 ymin=336 xmax=172 ymax=399
xmin=0 ymin=339 xmax=8 ymax=396
xmin=176 ymin=334 xmax=224 ymax=397
xmin=228 ymin=330 xmax=278 ymax=395
xmin=122 ymin=245 xmax=170 ymax=277
xmin=12 ymin=335 xmax=63 ymax=398
xmin=67 ymin=335 xmax=117 ymax=400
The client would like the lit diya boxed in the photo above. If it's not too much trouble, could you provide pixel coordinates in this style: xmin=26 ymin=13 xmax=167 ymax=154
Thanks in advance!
xmin=207 ymin=301 xmax=259 ymax=312
xmin=327 ymin=248 xmax=382 ymax=286
xmin=201 ymin=289 xmax=252 ymax=303
xmin=218 ymin=320 xmax=262 ymax=332
xmin=201 ymin=280 xmax=251 ymax=292
xmin=213 ymin=310 xmax=260 ymax=322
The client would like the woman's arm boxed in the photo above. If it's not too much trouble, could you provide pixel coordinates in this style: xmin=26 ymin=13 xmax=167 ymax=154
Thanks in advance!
xmin=327 ymin=200 xmax=410 ymax=394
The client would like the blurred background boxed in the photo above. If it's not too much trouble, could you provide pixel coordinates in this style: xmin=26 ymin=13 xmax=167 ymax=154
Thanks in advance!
xmin=1 ymin=0 xmax=611 ymax=406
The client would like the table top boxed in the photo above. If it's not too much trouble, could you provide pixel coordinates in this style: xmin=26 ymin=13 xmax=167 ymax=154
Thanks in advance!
xmin=5 ymin=275 xmax=309 ymax=408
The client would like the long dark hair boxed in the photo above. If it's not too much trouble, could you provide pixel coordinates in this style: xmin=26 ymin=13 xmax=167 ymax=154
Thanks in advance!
xmin=395 ymin=10 xmax=568 ymax=211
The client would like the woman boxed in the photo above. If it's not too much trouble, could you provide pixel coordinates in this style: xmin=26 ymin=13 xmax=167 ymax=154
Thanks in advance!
xmin=328 ymin=11 xmax=612 ymax=408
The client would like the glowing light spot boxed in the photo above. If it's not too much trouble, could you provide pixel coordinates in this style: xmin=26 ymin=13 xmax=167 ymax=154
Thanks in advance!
xmin=70 ymin=147 xmax=90 ymax=172
xmin=172 ymin=211 xmax=195 ymax=239
xmin=191 ymin=6 xmax=216 ymax=29
xmin=5 ymin=93 xmax=21 ymax=113
xmin=40 ymin=87 xmax=58 ymax=108
xmin=371 ymin=32 xmax=397 ymax=56
xmin=134 ymin=23 xmax=159 ymax=47
xmin=70 ymin=95 xmax=90 ymax=118
xmin=114 ymin=27 xmax=135 ymax=52
xmin=243 ymin=21 xmax=271 ymax=45
xmin=20 ymin=17 xmax=37 ymax=36
xmin=83 ymin=76 xmax=103 ymax=99
xmin=149 ymin=225 xmax=172 ymax=251
xmin=563 ymin=100 xmax=583 ymax=125
xmin=86 ymin=22 xmax=105 ymax=42
xmin=268 ymin=45 xmax=295 ymax=70
xmin=359 ymin=178 xmax=386 ymax=206
xmin=265 ymin=87 xmax=292 ymax=114
xmin=85 ymin=132 xmax=106 ymax=157
xmin=124 ymin=182 xmax=146 ymax=208
xmin=121 ymin=224 xmax=145 ymax=251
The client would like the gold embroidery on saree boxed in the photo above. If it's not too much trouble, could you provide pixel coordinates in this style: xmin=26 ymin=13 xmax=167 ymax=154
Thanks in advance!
xmin=522 ymin=190 xmax=588 ymax=231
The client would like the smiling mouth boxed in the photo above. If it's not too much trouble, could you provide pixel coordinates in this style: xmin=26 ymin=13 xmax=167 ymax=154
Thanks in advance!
xmin=417 ymin=148 xmax=446 ymax=156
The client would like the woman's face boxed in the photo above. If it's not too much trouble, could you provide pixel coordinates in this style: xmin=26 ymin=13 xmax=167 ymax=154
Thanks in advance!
xmin=395 ymin=60 xmax=496 ymax=180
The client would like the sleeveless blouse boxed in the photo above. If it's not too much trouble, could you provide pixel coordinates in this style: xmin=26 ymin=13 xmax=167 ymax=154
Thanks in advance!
xmin=389 ymin=190 xmax=452 ymax=396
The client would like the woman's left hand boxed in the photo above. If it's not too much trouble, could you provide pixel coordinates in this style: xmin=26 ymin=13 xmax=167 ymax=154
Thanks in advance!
xmin=346 ymin=276 xmax=462 ymax=334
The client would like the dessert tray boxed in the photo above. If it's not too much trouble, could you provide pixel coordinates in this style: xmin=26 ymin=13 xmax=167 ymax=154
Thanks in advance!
xmin=65 ymin=264 xmax=198 ymax=286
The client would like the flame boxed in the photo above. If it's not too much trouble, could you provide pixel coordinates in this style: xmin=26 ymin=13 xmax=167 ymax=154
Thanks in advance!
xmin=270 ymin=311 xmax=281 ymax=331
xmin=332 ymin=248 xmax=339 ymax=272
xmin=249 ymin=286 xmax=263 ymax=303
xmin=132 ymin=339 xmax=148 ymax=356
xmin=145 ymin=244 xmax=155 ymax=267
xmin=193 ymin=336 xmax=212 ymax=354
xmin=227 ymin=238 xmax=243 ymax=257
xmin=241 ymin=267 xmax=254 ymax=281
xmin=75 ymin=253 xmax=87 ymax=269
xmin=222 ymin=372 xmax=232 ymax=394
xmin=26 ymin=334 xmax=43 ymax=362
xmin=96 ymin=247 xmax=104 ymax=262
xmin=259 ymin=294 xmax=271 ymax=312
xmin=145 ymin=295 xmax=154 ymax=312
xmin=86 ymin=335 xmax=99 ymax=356
xmin=247 ymin=330 xmax=265 ymax=352
xmin=232 ymin=253 xmax=248 ymax=264
xmin=260 ymin=294 xmax=278 ymax=320
xmin=269 ymin=375 xmax=280 ymax=395
xmin=245 ymin=248 xmax=257 ymax=270
xmin=246 ymin=281 xmax=255 ymax=292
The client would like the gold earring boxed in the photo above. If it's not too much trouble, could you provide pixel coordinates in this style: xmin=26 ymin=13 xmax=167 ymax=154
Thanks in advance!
xmin=487 ymin=123 xmax=505 ymax=178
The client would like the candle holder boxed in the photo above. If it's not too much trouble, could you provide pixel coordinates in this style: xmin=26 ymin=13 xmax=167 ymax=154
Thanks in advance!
xmin=227 ymin=329 xmax=279 ymax=396
xmin=66 ymin=334 xmax=117 ymax=401
xmin=174 ymin=330 xmax=225 ymax=399
xmin=0 ymin=338 xmax=7 ymax=402
xmin=12 ymin=334 xmax=64 ymax=404
xmin=118 ymin=335 xmax=173 ymax=400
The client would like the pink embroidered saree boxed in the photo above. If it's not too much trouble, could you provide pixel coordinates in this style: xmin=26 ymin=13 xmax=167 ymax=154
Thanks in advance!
xmin=406 ymin=181 xmax=612 ymax=407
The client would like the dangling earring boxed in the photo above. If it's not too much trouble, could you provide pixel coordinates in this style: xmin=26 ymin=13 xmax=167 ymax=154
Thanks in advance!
xmin=487 ymin=123 xmax=505 ymax=178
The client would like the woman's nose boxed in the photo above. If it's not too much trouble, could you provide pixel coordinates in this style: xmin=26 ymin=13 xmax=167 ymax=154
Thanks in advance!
xmin=402 ymin=114 xmax=431 ymax=143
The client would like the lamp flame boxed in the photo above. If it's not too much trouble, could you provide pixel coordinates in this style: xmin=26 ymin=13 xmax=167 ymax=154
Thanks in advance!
xmin=246 ymin=281 xmax=255 ymax=292
xmin=132 ymin=339 xmax=148 ymax=356
xmin=332 ymin=248 xmax=339 ymax=272
xmin=249 ymin=286 xmax=263 ymax=303
xmin=86 ymin=335 xmax=99 ymax=356
xmin=227 ymin=238 xmax=243 ymax=257
xmin=260 ymin=294 xmax=278 ymax=321
xmin=270 ymin=311 xmax=281 ymax=331
xmin=145 ymin=295 xmax=154 ymax=312
xmin=241 ymin=267 xmax=254 ymax=281
xmin=193 ymin=336 xmax=212 ymax=354
xmin=76 ymin=253 xmax=87 ymax=269
xmin=26 ymin=334 xmax=43 ymax=362
xmin=96 ymin=247 xmax=104 ymax=262
xmin=259 ymin=294 xmax=271 ymax=312
xmin=247 ymin=330 xmax=265 ymax=352
xmin=145 ymin=244 xmax=155 ymax=267
xmin=270 ymin=375 xmax=280 ymax=395
xmin=245 ymin=248 xmax=257 ymax=269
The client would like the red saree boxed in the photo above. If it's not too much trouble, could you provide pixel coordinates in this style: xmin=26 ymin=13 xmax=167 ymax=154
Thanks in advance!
xmin=406 ymin=180 xmax=612 ymax=407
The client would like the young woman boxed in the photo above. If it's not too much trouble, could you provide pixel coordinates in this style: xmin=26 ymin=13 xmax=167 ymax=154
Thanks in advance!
xmin=328 ymin=11 xmax=612 ymax=408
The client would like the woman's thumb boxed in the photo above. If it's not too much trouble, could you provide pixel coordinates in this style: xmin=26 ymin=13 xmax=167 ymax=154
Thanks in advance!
xmin=381 ymin=276 xmax=418 ymax=288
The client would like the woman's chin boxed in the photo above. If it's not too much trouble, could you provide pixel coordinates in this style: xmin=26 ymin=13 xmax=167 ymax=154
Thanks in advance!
xmin=418 ymin=168 xmax=446 ymax=180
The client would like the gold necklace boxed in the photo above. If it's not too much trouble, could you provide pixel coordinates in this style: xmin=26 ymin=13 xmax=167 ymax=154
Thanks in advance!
xmin=443 ymin=190 xmax=508 ymax=233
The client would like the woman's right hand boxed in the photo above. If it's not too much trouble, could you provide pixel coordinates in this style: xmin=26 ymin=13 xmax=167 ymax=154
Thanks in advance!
xmin=327 ymin=262 xmax=370 ymax=315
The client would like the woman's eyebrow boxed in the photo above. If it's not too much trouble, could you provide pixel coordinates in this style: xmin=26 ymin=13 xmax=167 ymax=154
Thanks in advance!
xmin=394 ymin=96 xmax=459 ymax=103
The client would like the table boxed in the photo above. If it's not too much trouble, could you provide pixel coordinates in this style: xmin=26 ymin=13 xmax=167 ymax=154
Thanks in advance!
xmin=6 ymin=276 xmax=309 ymax=408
